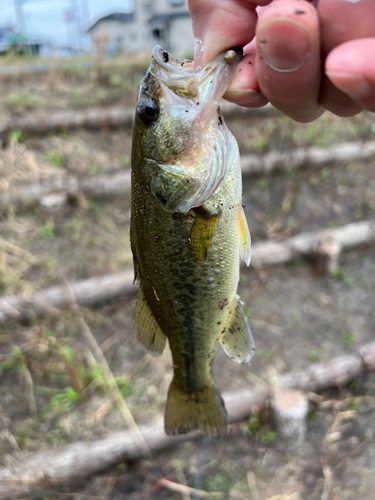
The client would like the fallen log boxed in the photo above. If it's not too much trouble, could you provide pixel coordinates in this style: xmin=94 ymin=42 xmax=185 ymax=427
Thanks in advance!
xmin=0 ymin=221 xmax=373 ymax=323
xmin=241 ymin=141 xmax=375 ymax=176
xmin=0 ymin=271 xmax=135 ymax=323
xmin=0 ymin=171 xmax=132 ymax=210
xmin=249 ymin=220 xmax=375 ymax=270
xmin=0 ymin=106 xmax=135 ymax=143
xmin=0 ymin=342 xmax=374 ymax=500
xmin=0 ymin=102 xmax=272 ymax=143
xmin=2 ymin=141 xmax=375 ymax=211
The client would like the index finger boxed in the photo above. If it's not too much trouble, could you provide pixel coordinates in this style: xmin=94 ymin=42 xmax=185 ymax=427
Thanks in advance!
xmin=188 ymin=0 xmax=273 ymax=67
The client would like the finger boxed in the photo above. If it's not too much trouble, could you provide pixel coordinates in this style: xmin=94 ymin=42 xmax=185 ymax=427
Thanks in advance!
xmin=224 ymin=52 xmax=269 ymax=107
xmin=188 ymin=0 xmax=273 ymax=68
xmin=326 ymin=38 xmax=375 ymax=113
xmin=255 ymin=0 xmax=323 ymax=122
xmin=318 ymin=0 xmax=375 ymax=115
xmin=318 ymin=0 xmax=375 ymax=55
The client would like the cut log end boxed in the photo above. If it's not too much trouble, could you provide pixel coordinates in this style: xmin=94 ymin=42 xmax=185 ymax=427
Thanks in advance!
xmin=313 ymin=239 xmax=342 ymax=275
xmin=272 ymin=389 xmax=309 ymax=448
xmin=359 ymin=341 xmax=375 ymax=371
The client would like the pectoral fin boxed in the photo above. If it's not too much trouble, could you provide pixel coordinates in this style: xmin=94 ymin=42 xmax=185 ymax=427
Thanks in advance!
xmin=151 ymin=163 xmax=199 ymax=213
xmin=218 ymin=295 xmax=255 ymax=363
xmin=238 ymin=205 xmax=251 ymax=266
xmin=134 ymin=289 xmax=166 ymax=356
xmin=189 ymin=206 xmax=221 ymax=261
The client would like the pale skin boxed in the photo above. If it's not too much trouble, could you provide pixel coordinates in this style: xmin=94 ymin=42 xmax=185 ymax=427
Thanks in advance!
xmin=188 ymin=0 xmax=375 ymax=122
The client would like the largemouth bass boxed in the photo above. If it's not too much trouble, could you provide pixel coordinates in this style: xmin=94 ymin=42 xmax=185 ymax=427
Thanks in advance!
xmin=131 ymin=46 xmax=254 ymax=436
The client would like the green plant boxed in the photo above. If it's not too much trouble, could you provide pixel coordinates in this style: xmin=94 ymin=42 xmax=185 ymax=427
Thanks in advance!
xmin=320 ymin=167 xmax=330 ymax=181
xmin=348 ymin=398 xmax=359 ymax=411
xmin=119 ymin=154 xmax=129 ymax=167
xmin=331 ymin=267 xmax=344 ymax=279
xmin=257 ymin=178 xmax=268 ymax=189
xmin=45 ymin=150 xmax=66 ymax=168
xmin=342 ymin=330 xmax=356 ymax=347
xmin=5 ymin=92 xmax=41 ymax=114
xmin=96 ymin=87 xmax=109 ymax=102
xmin=9 ymin=129 xmax=23 ymax=143
xmin=43 ymin=387 xmax=80 ymax=415
xmin=60 ymin=346 xmax=75 ymax=363
xmin=307 ymin=350 xmax=321 ymax=362
xmin=260 ymin=430 xmax=277 ymax=444
xmin=256 ymin=137 xmax=268 ymax=151
xmin=349 ymin=379 xmax=360 ymax=392
xmin=114 ymin=375 xmax=133 ymax=398
xmin=343 ymin=275 xmax=353 ymax=286
xmin=88 ymin=163 xmax=101 ymax=175
xmin=63 ymin=216 xmax=84 ymax=242
xmin=38 ymin=221 xmax=54 ymax=239
xmin=248 ymin=414 xmax=261 ymax=436
xmin=62 ymin=65 xmax=86 ymax=78
xmin=308 ymin=408 xmax=317 ymax=422
xmin=15 ymin=419 xmax=38 ymax=450
xmin=116 ymin=463 xmax=127 ymax=473
xmin=244 ymin=307 xmax=252 ymax=320
xmin=207 ymin=473 xmax=230 ymax=492
xmin=109 ymin=74 xmax=121 ymax=86
xmin=0 ymin=345 xmax=23 ymax=371
xmin=43 ymin=257 xmax=57 ymax=270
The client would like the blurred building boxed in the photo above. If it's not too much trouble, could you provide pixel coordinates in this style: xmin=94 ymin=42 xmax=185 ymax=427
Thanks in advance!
xmin=0 ymin=26 xmax=15 ymax=52
xmin=0 ymin=25 xmax=52 ymax=56
xmin=86 ymin=0 xmax=194 ymax=56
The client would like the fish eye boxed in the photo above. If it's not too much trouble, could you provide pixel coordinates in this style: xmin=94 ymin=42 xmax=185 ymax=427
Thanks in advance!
xmin=137 ymin=98 xmax=160 ymax=125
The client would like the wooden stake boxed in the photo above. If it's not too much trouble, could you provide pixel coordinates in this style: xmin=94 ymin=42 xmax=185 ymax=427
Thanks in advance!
xmin=272 ymin=389 xmax=308 ymax=448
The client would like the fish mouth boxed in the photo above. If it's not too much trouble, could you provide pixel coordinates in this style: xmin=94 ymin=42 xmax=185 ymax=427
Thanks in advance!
xmin=149 ymin=46 xmax=243 ymax=213
xmin=151 ymin=44 xmax=242 ymax=103
xmin=151 ymin=47 xmax=198 ymax=98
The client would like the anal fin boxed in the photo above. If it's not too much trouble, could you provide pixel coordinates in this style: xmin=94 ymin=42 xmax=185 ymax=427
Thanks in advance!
xmin=218 ymin=295 xmax=255 ymax=363
xmin=134 ymin=289 xmax=166 ymax=356
xmin=238 ymin=205 xmax=251 ymax=266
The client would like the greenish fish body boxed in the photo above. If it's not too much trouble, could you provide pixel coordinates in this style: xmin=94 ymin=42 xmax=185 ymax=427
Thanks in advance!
xmin=131 ymin=46 xmax=254 ymax=436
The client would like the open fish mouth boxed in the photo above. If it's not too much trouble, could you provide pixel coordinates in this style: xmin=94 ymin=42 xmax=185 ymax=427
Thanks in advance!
xmin=143 ymin=45 xmax=243 ymax=213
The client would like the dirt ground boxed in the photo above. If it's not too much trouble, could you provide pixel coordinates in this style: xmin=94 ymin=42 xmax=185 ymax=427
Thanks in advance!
xmin=0 ymin=57 xmax=374 ymax=500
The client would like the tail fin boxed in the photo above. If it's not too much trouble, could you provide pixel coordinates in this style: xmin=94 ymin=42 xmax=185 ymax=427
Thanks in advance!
xmin=164 ymin=379 xmax=228 ymax=437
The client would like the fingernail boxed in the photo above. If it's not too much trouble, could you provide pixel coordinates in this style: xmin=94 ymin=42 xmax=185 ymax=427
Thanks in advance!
xmin=225 ymin=89 xmax=262 ymax=105
xmin=326 ymin=72 xmax=371 ymax=101
xmin=226 ymin=89 xmax=257 ymax=95
xmin=258 ymin=20 xmax=310 ymax=72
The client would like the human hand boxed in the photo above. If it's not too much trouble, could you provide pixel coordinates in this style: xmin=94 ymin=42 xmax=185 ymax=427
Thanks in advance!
xmin=188 ymin=0 xmax=375 ymax=122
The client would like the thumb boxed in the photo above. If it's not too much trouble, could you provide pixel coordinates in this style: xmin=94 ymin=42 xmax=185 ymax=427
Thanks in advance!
xmin=188 ymin=0 xmax=272 ymax=67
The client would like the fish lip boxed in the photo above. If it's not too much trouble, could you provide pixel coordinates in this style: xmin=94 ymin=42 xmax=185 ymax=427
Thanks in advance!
xmin=152 ymin=45 xmax=195 ymax=76
xmin=151 ymin=45 xmax=243 ymax=82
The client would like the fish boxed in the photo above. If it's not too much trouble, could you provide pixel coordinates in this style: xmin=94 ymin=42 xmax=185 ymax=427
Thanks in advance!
xmin=130 ymin=45 xmax=254 ymax=437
